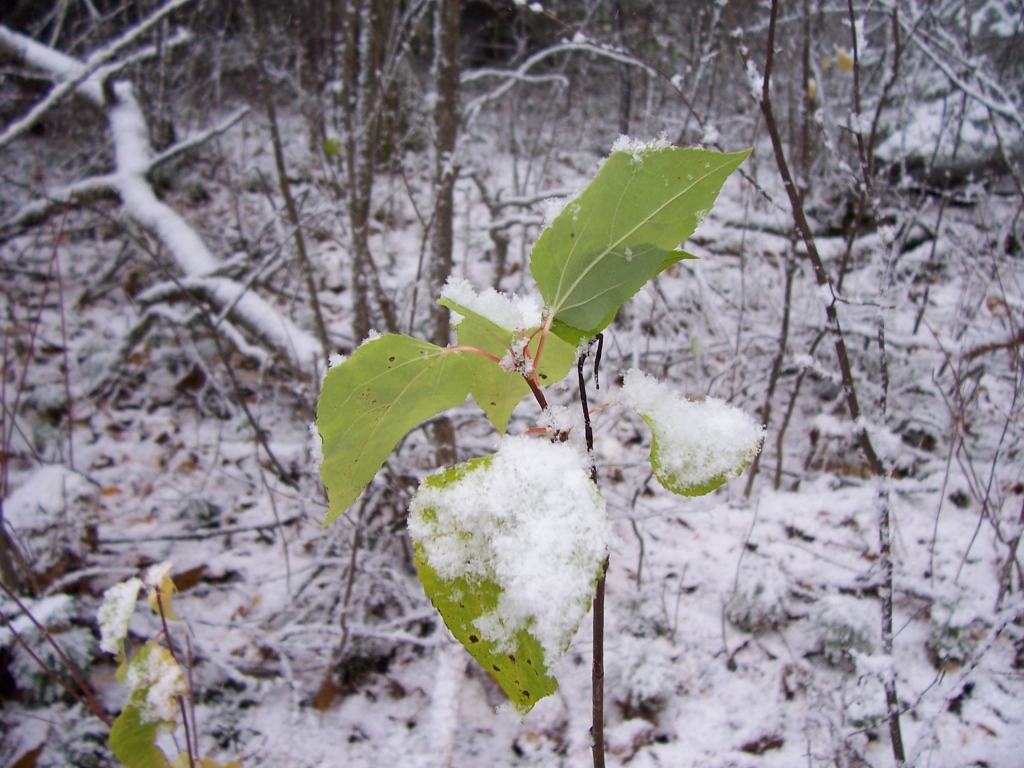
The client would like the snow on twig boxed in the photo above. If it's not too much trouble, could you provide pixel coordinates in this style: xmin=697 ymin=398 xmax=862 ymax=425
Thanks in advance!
xmin=3 ymin=107 xmax=248 ymax=237
xmin=0 ymin=23 xmax=320 ymax=371
xmin=136 ymin=275 xmax=317 ymax=370
xmin=147 ymin=107 xmax=250 ymax=170
xmin=462 ymin=41 xmax=658 ymax=126
xmin=898 ymin=5 xmax=1024 ymax=134
xmin=906 ymin=594 xmax=1024 ymax=765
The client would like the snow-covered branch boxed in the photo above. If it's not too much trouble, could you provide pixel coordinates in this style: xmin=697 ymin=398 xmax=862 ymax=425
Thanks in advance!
xmin=463 ymin=41 xmax=658 ymax=126
xmin=138 ymin=276 xmax=318 ymax=370
xmin=0 ymin=18 xmax=321 ymax=372
xmin=898 ymin=3 xmax=1024 ymax=134
xmin=0 ymin=0 xmax=194 ymax=148
xmin=1 ymin=175 xmax=118 ymax=235
xmin=148 ymin=106 xmax=250 ymax=171
xmin=3 ymin=106 xmax=249 ymax=238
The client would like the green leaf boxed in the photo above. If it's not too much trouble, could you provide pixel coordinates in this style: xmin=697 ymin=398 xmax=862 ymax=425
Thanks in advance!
xmin=439 ymin=297 xmax=576 ymax=434
xmin=530 ymin=146 xmax=749 ymax=338
xmin=109 ymin=705 xmax=171 ymax=768
xmin=415 ymin=549 xmax=557 ymax=714
xmin=411 ymin=457 xmax=559 ymax=713
xmin=316 ymin=334 xmax=472 ymax=525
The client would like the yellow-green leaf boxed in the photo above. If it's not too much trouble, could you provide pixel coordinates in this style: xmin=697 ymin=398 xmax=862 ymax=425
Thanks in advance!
xmin=316 ymin=335 xmax=472 ymax=525
xmin=415 ymin=550 xmax=557 ymax=714
xmin=109 ymin=705 xmax=172 ymax=768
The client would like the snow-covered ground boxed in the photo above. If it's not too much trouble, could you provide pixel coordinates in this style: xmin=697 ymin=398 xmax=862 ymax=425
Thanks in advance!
xmin=2 ymin=39 xmax=1023 ymax=768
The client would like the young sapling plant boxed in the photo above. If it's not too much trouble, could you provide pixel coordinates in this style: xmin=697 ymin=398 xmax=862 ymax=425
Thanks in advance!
xmin=315 ymin=139 xmax=763 ymax=760
xmin=97 ymin=562 xmax=241 ymax=768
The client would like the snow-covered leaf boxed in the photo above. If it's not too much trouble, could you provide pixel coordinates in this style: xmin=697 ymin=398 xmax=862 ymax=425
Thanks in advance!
xmin=408 ymin=437 xmax=609 ymax=713
xmin=98 ymin=578 xmax=143 ymax=655
xmin=124 ymin=641 xmax=186 ymax=725
xmin=621 ymin=369 xmax=764 ymax=496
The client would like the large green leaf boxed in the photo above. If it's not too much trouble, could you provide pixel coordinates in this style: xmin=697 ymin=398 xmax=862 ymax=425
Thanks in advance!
xmin=439 ymin=297 xmax=576 ymax=434
xmin=109 ymin=705 xmax=171 ymax=768
xmin=530 ymin=146 xmax=750 ymax=338
xmin=316 ymin=335 xmax=472 ymax=525
xmin=409 ymin=444 xmax=608 ymax=714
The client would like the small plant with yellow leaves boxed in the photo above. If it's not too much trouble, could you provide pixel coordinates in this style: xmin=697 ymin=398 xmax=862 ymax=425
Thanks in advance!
xmin=97 ymin=562 xmax=241 ymax=768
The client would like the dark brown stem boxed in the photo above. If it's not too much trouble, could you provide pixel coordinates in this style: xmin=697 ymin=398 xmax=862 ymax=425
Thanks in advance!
xmin=591 ymin=560 xmax=608 ymax=768
xmin=50 ymin=211 xmax=75 ymax=470
xmin=745 ymin=252 xmax=795 ymax=497
xmin=316 ymin=496 xmax=366 ymax=709
xmin=724 ymin=0 xmax=884 ymax=478
xmin=248 ymin=0 xmax=332 ymax=368
xmin=578 ymin=348 xmax=605 ymax=768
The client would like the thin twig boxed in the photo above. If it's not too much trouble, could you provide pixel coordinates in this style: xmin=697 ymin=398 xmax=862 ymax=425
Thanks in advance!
xmin=0 ymin=581 xmax=111 ymax=726
xmin=578 ymin=345 xmax=606 ymax=768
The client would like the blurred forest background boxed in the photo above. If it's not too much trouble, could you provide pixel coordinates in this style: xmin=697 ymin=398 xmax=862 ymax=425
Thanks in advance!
xmin=1 ymin=0 xmax=1023 ymax=766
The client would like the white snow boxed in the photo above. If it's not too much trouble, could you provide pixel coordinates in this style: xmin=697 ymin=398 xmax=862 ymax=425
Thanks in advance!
xmin=700 ymin=122 xmax=721 ymax=145
xmin=144 ymin=560 xmax=174 ymax=590
xmin=620 ymin=369 xmax=764 ymax=494
xmin=308 ymin=422 xmax=324 ymax=467
xmin=125 ymin=643 xmax=187 ymax=724
xmin=408 ymin=435 xmax=609 ymax=661
xmin=745 ymin=59 xmax=764 ymax=98
xmin=2 ymin=464 xmax=95 ymax=531
xmin=610 ymin=134 xmax=671 ymax=164
xmin=97 ymin=578 xmax=143 ymax=654
xmin=441 ymin=278 xmax=542 ymax=331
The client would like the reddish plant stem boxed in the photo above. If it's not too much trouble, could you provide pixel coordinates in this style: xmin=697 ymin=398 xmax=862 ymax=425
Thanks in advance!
xmin=0 ymin=580 xmax=111 ymax=726
xmin=154 ymin=590 xmax=196 ymax=768
xmin=447 ymin=344 xmax=503 ymax=364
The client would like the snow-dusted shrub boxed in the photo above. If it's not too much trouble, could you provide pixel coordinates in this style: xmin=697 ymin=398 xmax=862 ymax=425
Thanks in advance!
xmin=812 ymin=594 xmax=874 ymax=672
xmin=725 ymin=563 xmax=790 ymax=634
xmin=926 ymin=603 xmax=988 ymax=671
xmin=0 ymin=594 xmax=94 ymax=706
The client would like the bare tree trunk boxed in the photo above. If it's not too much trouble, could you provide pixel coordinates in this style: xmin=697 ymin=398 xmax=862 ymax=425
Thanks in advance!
xmin=248 ymin=0 xmax=333 ymax=369
xmin=613 ymin=0 xmax=631 ymax=136
xmin=342 ymin=0 xmax=386 ymax=344
xmin=428 ymin=0 xmax=461 ymax=466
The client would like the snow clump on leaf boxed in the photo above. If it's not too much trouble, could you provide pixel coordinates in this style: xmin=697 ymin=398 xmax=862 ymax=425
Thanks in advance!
xmin=98 ymin=578 xmax=143 ymax=655
xmin=125 ymin=643 xmax=187 ymax=725
xmin=621 ymin=369 xmax=764 ymax=496
xmin=441 ymin=277 xmax=542 ymax=331
xmin=408 ymin=435 xmax=609 ymax=661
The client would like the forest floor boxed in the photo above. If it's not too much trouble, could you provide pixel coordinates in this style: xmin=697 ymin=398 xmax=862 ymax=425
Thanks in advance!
xmin=1 ymin=91 xmax=1023 ymax=768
